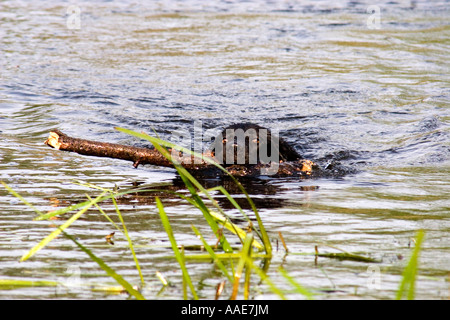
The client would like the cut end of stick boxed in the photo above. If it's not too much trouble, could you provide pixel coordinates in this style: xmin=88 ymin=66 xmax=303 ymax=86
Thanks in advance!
xmin=301 ymin=160 xmax=315 ymax=175
xmin=45 ymin=131 xmax=63 ymax=150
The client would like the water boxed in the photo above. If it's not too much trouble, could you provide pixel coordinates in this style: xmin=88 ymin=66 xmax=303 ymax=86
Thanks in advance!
xmin=0 ymin=0 xmax=449 ymax=299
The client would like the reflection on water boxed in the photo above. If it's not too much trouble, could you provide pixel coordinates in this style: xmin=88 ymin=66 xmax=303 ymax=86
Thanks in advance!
xmin=0 ymin=0 xmax=449 ymax=299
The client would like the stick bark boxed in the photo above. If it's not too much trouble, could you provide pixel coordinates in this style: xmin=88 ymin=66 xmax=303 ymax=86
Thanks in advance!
xmin=44 ymin=130 xmax=212 ymax=170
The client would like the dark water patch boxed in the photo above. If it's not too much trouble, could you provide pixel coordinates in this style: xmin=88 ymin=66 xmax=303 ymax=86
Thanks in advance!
xmin=319 ymin=23 xmax=352 ymax=28
xmin=1 ymin=84 xmax=46 ymax=108
xmin=129 ymin=96 xmax=167 ymax=103
xmin=414 ymin=115 xmax=442 ymax=132
xmin=92 ymin=100 xmax=121 ymax=106
xmin=54 ymin=90 xmax=120 ymax=102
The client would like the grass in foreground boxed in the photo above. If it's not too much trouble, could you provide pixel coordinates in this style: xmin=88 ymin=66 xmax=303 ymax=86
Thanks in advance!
xmin=0 ymin=129 xmax=427 ymax=300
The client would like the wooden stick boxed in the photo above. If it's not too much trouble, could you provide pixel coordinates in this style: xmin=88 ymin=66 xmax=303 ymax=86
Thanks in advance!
xmin=44 ymin=130 xmax=212 ymax=170
xmin=44 ymin=130 xmax=318 ymax=177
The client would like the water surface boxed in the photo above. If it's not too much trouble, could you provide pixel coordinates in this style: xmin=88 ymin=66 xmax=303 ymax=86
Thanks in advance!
xmin=0 ymin=0 xmax=449 ymax=299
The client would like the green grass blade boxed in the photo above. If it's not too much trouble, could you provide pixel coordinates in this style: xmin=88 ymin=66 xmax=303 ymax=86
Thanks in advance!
xmin=147 ymin=188 xmax=264 ymax=251
xmin=396 ymin=230 xmax=425 ymax=300
xmin=205 ymin=186 xmax=252 ymax=222
xmin=156 ymin=197 xmax=198 ymax=300
xmin=230 ymin=233 xmax=286 ymax=300
xmin=245 ymin=257 xmax=287 ymax=300
xmin=278 ymin=267 xmax=314 ymax=300
xmin=244 ymin=250 xmax=252 ymax=300
xmin=20 ymin=191 xmax=108 ymax=262
xmin=3 ymin=182 xmax=144 ymax=299
xmin=62 ymin=231 xmax=145 ymax=300
xmin=208 ymin=209 xmax=263 ymax=251
xmin=115 ymin=127 xmax=272 ymax=255
xmin=231 ymin=233 xmax=254 ymax=300
xmin=89 ymin=196 xmax=122 ymax=231
xmin=205 ymin=186 xmax=264 ymax=243
xmin=182 ymin=252 xmax=269 ymax=260
xmin=0 ymin=279 xmax=60 ymax=290
xmin=191 ymin=225 xmax=233 ymax=283
xmin=181 ymin=246 xmax=188 ymax=300
xmin=149 ymin=138 xmax=233 ymax=253
xmin=111 ymin=196 xmax=145 ymax=286
xmin=1 ymin=181 xmax=43 ymax=216
xmin=34 ymin=188 xmax=155 ymax=221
